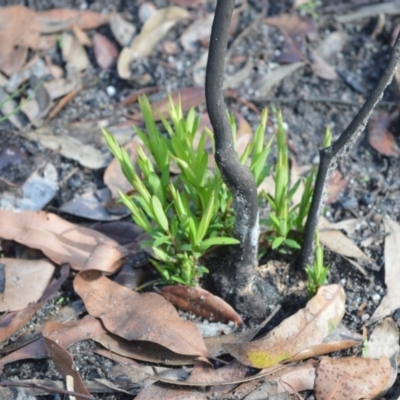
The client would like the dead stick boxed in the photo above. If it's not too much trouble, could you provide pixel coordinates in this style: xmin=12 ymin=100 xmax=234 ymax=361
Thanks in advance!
xmin=0 ymin=380 xmax=95 ymax=400
xmin=298 ymin=32 xmax=400 ymax=270
xmin=47 ymin=86 xmax=82 ymax=120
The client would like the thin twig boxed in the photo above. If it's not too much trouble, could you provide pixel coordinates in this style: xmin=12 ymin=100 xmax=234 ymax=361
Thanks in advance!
xmin=252 ymin=96 xmax=396 ymax=108
xmin=0 ymin=380 xmax=96 ymax=400
xmin=298 ymin=32 xmax=400 ymax=270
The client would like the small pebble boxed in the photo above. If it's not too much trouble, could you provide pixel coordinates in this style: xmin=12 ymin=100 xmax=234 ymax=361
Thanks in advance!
xmin=106 ymin=86 xmax=116 ymax=97
xmin=138 ymin=2 xmax=157 ymax=23
xmin=361 ymin=313 xmax=370 ymax=322
xmin=340 ymin=278 xmax=346 ymax=286
xmin=342 ymin=197 xmax=358 ymax=210
xmin=360 ymin=193 xmax=375 ymax=206
xmin=68 ymin=175 xmax=82 ymax=190
xmin=371 ymin=293 xmax=381 ymax=304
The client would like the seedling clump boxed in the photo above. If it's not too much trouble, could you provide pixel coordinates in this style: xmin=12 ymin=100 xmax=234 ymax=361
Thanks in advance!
xmin=104 ymin=96 xmax=325 ymax=288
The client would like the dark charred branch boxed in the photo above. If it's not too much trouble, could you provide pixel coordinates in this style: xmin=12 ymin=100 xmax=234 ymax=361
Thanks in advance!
xmin=205 ymin=0 xmax=265 ymax=317
xmin=298 ymin=32 xmax=400 ymax=270
xmin=205 ymin=0 xmax=259 ymax=270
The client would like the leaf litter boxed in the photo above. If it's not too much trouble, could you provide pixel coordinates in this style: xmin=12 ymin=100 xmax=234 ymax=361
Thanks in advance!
xmin=1 ymin=2 xmax=400 ymax=399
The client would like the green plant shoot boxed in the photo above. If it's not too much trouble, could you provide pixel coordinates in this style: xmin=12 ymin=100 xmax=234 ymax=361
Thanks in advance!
xmin=305 ymin=230 xmax=329 ymax=297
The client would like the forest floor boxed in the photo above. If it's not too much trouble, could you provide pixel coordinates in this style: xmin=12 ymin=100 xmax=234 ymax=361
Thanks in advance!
xmin=1 ymin=0 xmax=400 ymax=399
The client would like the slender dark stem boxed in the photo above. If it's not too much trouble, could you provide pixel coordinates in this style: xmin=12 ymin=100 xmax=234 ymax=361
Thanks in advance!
xmin=298 ymin=32 xmax=400 ymax=269
xmin=206 ymin=0 xmax=259 ymax=268
xmin=0 ymin=380 xmax=95 ymax=399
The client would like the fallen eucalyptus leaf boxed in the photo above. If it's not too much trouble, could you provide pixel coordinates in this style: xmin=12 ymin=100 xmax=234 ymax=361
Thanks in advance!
xmin=224 ymin=285 xmax=345 ymax=368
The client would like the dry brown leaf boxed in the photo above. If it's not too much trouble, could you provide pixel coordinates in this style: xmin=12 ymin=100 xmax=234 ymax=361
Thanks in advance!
xmin=160 ymin=285 xmax=243 ymax=325
xmin=265 ymin=14 xmax=316 ymax=64
xmin=0 ymin=162 xmax=58 ymax=211
xmin=0 ymin=210 xmax=123 ymax=271
xmin=273 ymin=359 xmax=317 ymax=394
xmin=368 ymin=112 xmax=399 ymax=157
xmin=224 ymin=284 xmax=345 ymax=368
xmin=309 ymin=49 xmax=338 ymax=80
xmin=22 ymin=126 xmax=109 ymax=169
xmin=318 ymin=216 xmax=372 ymax=262
xmin=74 ymin=270 xmax=210 ymax=359
xmin=93 ymin=221 xmax=143 ymax=245
xmin=326 ymin=170 xmax=347 ymax=204
xmin=59 ymin=188 xmax=129 ymax=221
xmin=314 ymin=356 xmax=392 ymax=400
xmin=0 ymin=338 xmax=47 ymax=374
xmin=234 ymin=112 xmax=253 ymax=158
xmin=0 ymin=264 xmax=69 ymax=343
xmin=36 ymin=8 xmax=110 ymax=33
xmin=0 ymin=6 xmax=41 ymax=75
xmin=0 ymin=258 xmax=54 ymax=312
xmin=95 ymin=333 xmax=199 ymax=365
xmin=110 ymin=13 xmax=137 ymax=47
xmin=104 ymin=139 xmax=142 ymax=198
xmin=129 ymin=88 xmax=205 ymax=123
xmin=118 ymin=6 xmax=190 ymax=79
xmin=41 ymin=318 xmax=108 ymax=396
xmin=366 ymin=318 xmax=399 ymax=361
xmin=43 ymin=316 xmax=107 ymax=349
xmin=316 ymin=31 xmax=347 ymax=60
xmin=369 ymin=218 xmax=400 ymax=324
xmin=180 ymin=14 xmax=213 ymax=52
xmin=204 ymin=315 xmax=272 ymax=358
xmin=44 ymin=75 xmax=81 ymax=100
xmin=93 ymin=33 xmax=119 ymax=70
xmin=152 ymin=87 xmax=205 ymax=118
xmin=94 ymin=348 xmax=150 ymax=382
xmin=188 ymin=360 xmax=247 ymax=397
xmin=286 ymin=324 xmax=362 ymax=362
xmin=43 ymin=334 xmax=90 ymax=397
xmin=72 ymin=23 xmax=91 ymax=46
xmin=254 ymin=62 xmax=305 ymax=96
xmin=135 ymin=382 xmax=206 ymax=400
xmin=61 ymin=31 xmax=90 ymax=72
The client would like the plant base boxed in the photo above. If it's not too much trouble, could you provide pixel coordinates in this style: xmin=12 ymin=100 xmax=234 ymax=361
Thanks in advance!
xmin=201 ymin=245 xmax=284 ymax=321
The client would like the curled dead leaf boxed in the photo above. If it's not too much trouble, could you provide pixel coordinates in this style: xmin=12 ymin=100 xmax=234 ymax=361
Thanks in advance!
xmin=224 ymin=284 xmax=345 ymax=368
xmin=161 ymin=285 xmax=243 ymax=325
xmin=74 ymin=270 xmax=210 ymax=359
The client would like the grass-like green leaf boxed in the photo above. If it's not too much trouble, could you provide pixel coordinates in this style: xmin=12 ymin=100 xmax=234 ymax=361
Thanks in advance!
xmin=151 ymin=195 xmax=169 ymax=232
xmin=199 ymin=236 xmax=240 ymax=252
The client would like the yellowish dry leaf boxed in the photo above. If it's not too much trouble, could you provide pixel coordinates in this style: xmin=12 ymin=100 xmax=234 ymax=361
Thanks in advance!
xmin=224 ymin=285 xmax=345 ymax=368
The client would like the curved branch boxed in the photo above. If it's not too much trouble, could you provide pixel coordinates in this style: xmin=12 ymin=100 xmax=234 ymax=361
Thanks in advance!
xmin=298 ymin=32 xmax=400 ymax=270
xmin=205 ymin=0 xmax=259 ymax=269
